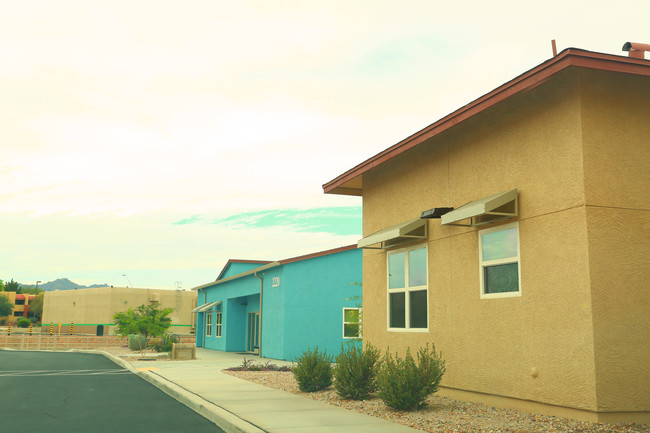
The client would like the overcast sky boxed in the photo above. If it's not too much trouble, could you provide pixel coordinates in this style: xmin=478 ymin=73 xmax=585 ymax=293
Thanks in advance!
xmin=1 ymin=0 xmax=647 ymax=290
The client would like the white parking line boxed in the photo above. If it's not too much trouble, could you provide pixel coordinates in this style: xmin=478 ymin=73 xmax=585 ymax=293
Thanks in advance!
xmin=0 ymin=368 xmax=132 ymax=377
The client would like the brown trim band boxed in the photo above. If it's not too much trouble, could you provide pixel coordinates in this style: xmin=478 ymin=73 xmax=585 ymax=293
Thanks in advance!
xmin=323 ymin=48 xmax=650 ymax=195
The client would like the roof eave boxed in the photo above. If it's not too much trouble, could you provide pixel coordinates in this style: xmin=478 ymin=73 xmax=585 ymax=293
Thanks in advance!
xmin=322 ymin=48 xmax=650 ymax=196
xmin=215 ymin=259 xmax=273 ymax=281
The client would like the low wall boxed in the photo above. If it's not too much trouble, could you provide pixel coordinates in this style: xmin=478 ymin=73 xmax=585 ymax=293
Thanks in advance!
xmin=0 ymin=334 xmax=196 ymax=351
xmin=0 ymin=334 xmax=127 ymax=351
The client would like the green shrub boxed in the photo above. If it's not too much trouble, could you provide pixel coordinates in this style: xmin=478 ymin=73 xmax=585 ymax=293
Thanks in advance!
xmin=128 ymin=334 xmax=148 ymax=351
xmin=17 ymin=318 xmax=31 ymax=328
xmin=377 ymin=344 xmax=446 ymax=411
xmin=334 ymin=343 xmax=381 ymax=400
xmin=292 ymin=347 xmax=333 ymax=392
xmin=151 ymin=333 xmax=179 ymax=352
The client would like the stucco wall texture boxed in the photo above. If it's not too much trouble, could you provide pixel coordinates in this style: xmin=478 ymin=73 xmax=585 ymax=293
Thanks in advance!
xmin=359 ymin=68 xmax=649 ymax=422
xmin=580 ymin=69 xmax=650 ymax=415
xmin=42 ymin=287 xmax=197 ymax=335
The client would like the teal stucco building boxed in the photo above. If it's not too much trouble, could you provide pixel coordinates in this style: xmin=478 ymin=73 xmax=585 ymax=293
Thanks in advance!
xmin=192 ymin=245 xmax=362 ymax=361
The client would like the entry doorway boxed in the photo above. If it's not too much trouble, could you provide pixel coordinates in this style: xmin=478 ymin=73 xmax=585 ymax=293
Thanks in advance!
xmin=246 ymin=311 xmax=260 ymax=354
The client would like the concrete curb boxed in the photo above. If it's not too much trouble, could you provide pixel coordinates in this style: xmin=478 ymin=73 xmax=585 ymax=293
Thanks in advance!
xmin=97 ymin=350 xmax=266 ymax=433
xmin=95 ymin=349 xmax=139 ymax=373
xmin=137 ymin=369 xmax=266 ymax=433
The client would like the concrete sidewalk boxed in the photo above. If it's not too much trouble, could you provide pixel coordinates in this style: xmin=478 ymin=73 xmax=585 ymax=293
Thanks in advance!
xmin=109 ymin=348 xmax=419 ymax=433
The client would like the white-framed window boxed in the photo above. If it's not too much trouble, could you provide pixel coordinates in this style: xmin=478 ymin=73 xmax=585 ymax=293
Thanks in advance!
xmin=205 ymin=311 xmax=213 ymax=337
xmin=387 ymin=244 xmax=428 ymax=331
xmin=215 ymin=302 xmax=222 ymax=337
xmin=343 ymin=308 xmax=362 ymax=339
xmin=479 ymin=222 xmax=521 ymax=298
xmin=272 ymin=277 xmax=280 ymax=287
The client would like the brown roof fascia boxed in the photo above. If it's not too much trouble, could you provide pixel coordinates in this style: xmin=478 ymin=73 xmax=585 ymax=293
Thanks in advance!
xmin=216 ymin=259 xmax=273 ymax=281
xmin=322 ymin=48 xmax=650 ymax=195
xmin=278 ymin=244 xmax=357 ymax=266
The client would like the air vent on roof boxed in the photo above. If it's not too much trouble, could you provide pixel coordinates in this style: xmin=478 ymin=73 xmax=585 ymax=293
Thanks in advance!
xmin=622 ymin=42 xmax=650 ymax=59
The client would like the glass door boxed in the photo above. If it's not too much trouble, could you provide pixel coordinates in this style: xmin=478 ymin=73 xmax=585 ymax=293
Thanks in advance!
xmin=247 ymin=311 xmax=260 ymax=353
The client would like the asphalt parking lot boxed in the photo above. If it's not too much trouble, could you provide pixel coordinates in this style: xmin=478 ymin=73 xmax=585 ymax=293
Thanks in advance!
xmin=0 ymin=350 xmax=224 ymax=433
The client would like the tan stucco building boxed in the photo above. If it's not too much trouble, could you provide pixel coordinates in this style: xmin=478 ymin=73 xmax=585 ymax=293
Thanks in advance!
xmin=0 ymin=292 xmax=36 ymax=324
xmin=324 ymin=47 xmax=650 ymax=424
xmin=42 ymin=287 xmax=197 ymax=335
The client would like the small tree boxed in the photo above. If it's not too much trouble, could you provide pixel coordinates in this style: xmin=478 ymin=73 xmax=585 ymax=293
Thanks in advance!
xmin=0 ymin=294 xmax=13 ymax=317
xmin=29 ymin=293 xmax=44 ymax=322
xmin=5 ymin=279 xmax=20 ymax=293
xmin=113 ymin=304 xmax=174 ymax=350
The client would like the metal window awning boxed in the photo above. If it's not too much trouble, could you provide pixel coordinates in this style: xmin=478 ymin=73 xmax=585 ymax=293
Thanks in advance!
xmin=441 ymin=189 xmax=518 ymax=227
xmin=192 ymin=301 xmax=220 ymax=313
xmin=357 ymin=218 xmax=427 ymax=249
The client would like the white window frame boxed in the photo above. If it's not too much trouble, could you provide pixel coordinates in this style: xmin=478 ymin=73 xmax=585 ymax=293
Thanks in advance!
xmin=205 ymin=311 xmax=213 ymax=337
xmin=215 ymin=311 xmax=222 ymax=337
xmin=342 ymin=308 xmax=362 ymax=339
xmin=479 ymin=222 xmax=522 ymax=299
xmin=272 ymin=277 xmax=280 ymax=287
xmin=386 ymin=244 xmax=429 ymax=332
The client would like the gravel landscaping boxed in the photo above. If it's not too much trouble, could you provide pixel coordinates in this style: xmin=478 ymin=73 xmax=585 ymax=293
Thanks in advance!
xmin=224 ymin=370 xmax=650 ymax=433
xmin=94 ymin=345 xmax=648 ymax=433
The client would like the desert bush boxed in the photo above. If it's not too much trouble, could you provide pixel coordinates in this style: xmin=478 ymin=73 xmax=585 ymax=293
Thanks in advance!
xmin=151 ymin=333 xmax=179 ymax=352
xmin=292 ymin=347 xmax=333 ymax=392
xmin=334 ymin=343 xmax=381 ymax=400
xmin=226 ymin=357 xmax=292 ymax=372
xmin=128 ymin=334 xmax=148 ymax=351
xmin=17 ymin=318 xmax=31 ymax=328
xmin=377 ymin=344 xmax=446 ymax=410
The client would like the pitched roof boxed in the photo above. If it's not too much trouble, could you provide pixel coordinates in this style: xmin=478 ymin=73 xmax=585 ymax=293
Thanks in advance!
xmin=277 ymin=244 xmax=357 ymax=265
xmin=322 ymin=48 xmax=650 ymax=196
xmin=215 ymin=259 xmax=273 ymax=281
xmin=191 ymin=244 xmax=357 ymax=291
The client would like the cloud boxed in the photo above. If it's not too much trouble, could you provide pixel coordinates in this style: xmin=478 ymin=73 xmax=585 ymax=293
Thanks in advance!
xmin=173 ymin=215 xmax=202 ymax=225
xmin=0 ymin=210 xmax=360 ymax=289
xmin=174 ymin=206 xmax=362 ymax=237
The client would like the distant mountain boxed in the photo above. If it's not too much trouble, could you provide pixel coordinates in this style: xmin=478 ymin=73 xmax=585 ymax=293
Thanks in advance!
xmin=37 ymin=278 xmax=110 ymax=291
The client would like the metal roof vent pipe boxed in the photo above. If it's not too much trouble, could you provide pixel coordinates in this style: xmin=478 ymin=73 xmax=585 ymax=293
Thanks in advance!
xmin=622 ymin=42 xmax=650 ymax=59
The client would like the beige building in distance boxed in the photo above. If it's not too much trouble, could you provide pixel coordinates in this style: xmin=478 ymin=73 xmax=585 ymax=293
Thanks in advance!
xmin=324 ymin=46 xmax=650 ymax=424
xmin=0 ymin=292 xmax=37 ymax=324
xmin=42 ymin=286 xmax=197 ymax=336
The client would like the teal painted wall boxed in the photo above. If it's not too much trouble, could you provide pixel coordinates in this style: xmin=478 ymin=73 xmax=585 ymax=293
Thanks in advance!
xmin=280 ymin=247 xmax=362 ymax=361
xmin=196 ymin=247 xmax=362 ymax=361
xmin=259 ymin=267 xmax=285 ymax=359
xmin=196 ymin=313 xmax=204 ymax=347
xmin=202 ymin=273 xmax=260 ymax=352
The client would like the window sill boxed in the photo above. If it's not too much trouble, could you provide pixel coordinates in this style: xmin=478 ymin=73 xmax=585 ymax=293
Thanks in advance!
xmin=480 ymin=291 xmax=521 ymax=299
xmin=387 ymin=328 xmax=429 ymax=333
